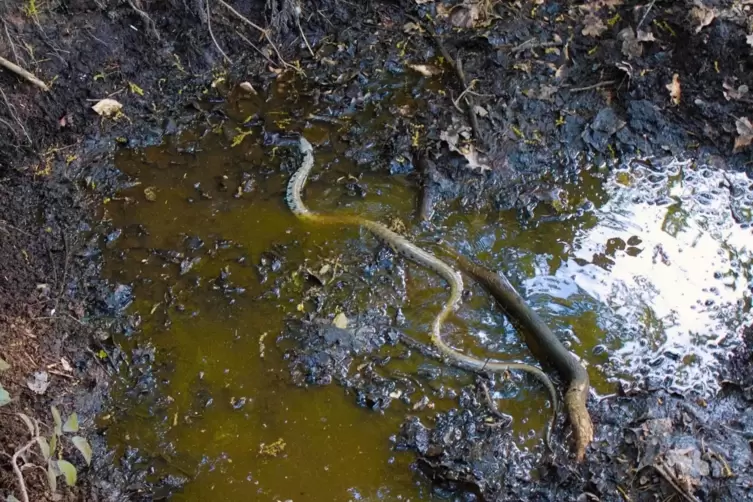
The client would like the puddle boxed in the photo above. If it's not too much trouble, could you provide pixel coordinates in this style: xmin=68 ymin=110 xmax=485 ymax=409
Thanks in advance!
xmin=99 ymin=79 xmax=753 ymax=500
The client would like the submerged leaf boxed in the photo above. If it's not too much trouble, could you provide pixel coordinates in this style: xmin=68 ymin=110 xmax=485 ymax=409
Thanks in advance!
xmin=63 ymin=412 xmax=79 ymax=433
xmin=57 ymin=460 xmax=77 ymax=486
xmin=72 ymin=436 xmax=92 ymax=466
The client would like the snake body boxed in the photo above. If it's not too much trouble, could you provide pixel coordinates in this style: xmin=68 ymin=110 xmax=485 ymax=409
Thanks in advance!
xmin=287 ymin=137 xmax=557 ymax=446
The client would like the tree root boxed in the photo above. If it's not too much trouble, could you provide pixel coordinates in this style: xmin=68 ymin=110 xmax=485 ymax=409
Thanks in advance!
xmin=441 ymin=246 xmax=594 ymax=461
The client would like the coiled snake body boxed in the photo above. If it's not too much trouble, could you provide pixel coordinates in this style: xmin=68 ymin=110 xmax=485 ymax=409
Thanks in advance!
xmin=287 ymin=137 xmax=557 ymax=446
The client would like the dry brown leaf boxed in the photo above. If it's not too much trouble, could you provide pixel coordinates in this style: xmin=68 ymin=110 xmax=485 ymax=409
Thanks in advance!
xmin=734 ymin=117 xmax=753 ymax=152
xmin=582 ymin=14 xmax=607 ymax=37
xmin=690 ymin=5 xmax=716 ymax=33
xmin=408 ymin=64 xmax=442 ymax=77
xmin=666 ymin=73 xmax=681 ymax=106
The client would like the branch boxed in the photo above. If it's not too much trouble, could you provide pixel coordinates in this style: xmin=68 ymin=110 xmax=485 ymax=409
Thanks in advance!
xmin=0 ymin=55 xmax=49 ymax=91
xmin=11 ymin=438 xmax=38 ymax=502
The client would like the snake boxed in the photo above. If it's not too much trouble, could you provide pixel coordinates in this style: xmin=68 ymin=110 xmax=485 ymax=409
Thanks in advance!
xmin=286 ymin=136 xmax=558 ymax=447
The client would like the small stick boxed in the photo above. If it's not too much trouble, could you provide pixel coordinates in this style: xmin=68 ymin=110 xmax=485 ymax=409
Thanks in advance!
xmin=206 ymin=0 xmax=232 ymax=64
xmin=217 ymin=0 xmax=298 ymax=73
xmin=11 ymin=438 xmax=37 ymax=502
xmin=0 ymin=55 xmax=49 ymax=91
xmin=569 ymin=80 xmax=617 ymax=92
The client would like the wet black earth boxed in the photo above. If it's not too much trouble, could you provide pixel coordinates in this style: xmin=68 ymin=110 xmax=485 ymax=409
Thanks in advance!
xmin=2 ymin=0 xmax=753 ymax=500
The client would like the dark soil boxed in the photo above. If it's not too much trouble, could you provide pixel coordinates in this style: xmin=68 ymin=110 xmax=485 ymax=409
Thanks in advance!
xmin=1 ymin=0 xmax=752 ymax=500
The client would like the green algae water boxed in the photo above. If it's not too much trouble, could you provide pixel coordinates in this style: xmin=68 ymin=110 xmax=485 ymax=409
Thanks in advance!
xmin=100 ymin=79 xmax=752 ymax=500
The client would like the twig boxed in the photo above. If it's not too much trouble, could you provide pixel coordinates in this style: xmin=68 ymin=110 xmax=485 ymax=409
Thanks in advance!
xmin=511 ymin=38 xmax=562 ymax=54
xmin=206 ymin=0 xmax=232 ymax=64
xmin=0 ymin=55 xmax=49 ymax=91
xmin=0 ymin=87 xmax=32 ymax=145
xmin=637 ymin=0 xmax=657 ymax=31
xmin=216 ymin=0 xmax=299 ymax=73
xmin=11 ymin=438 xmax=37 ymax=502
xmin=127 ymin=0 xmax=160 ymax=40
xmin=296 ymin=16 xmax=315 ymax=57
xmin=234 ymin=30 xmax=278 ymax=68
xmin=452 ymin=79 xmax=479 ymax=112
xmin=569 ymin=80 xmax=617 ymax=92
xmin=653 ymin=461 xmax=701 ymax=502
xmin=3 ymin=19 xmax=23 ymax=65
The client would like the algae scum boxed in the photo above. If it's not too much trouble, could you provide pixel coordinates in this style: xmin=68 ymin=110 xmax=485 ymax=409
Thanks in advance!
xmin=99 ymin=80 xmax=752 ymax=500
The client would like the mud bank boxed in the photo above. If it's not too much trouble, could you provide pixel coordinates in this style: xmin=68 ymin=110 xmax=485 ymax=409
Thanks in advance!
xmin=2 ymin=0 xmax=752 ymax=500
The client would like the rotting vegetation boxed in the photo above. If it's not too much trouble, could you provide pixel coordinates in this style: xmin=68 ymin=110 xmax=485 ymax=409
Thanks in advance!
xmin=1 ymin=0 xmax=753 ymax=500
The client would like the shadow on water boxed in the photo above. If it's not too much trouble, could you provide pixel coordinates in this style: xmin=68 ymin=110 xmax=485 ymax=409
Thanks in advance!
xmin=99 ymin=75 xmax=753 ymax=500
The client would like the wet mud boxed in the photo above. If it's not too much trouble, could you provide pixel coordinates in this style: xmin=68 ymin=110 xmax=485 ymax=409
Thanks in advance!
xmin=2 ymin=0 xmax=753 ymax=501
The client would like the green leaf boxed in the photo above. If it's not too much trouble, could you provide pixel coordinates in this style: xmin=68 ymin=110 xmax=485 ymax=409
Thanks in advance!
xmin=57 ymin=460 xmax=77 ymax=486
xmin=72 ymin=436 xmax=92 ymax=466
xmin=36 ymin=436 xmax=50 ymax=460
xmin=7 ymin=494 xmax=21 ymax=501
xmin=0 ymin=385 xmax=10 ymax=407
xmin=49 ymin=432 xmax=57 ymax=456
xmin=46 ymin=462 xmax=57 ymax=493
xmin=0 ymin=357 xmax=10 ymax=372
xmin=51 ymin=406 xmax=62 ymax=435
xmin=63 ymin=412 xmax=79 ymax=433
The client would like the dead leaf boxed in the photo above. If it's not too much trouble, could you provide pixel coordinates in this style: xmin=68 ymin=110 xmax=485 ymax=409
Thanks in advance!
xmin=666 ymin=73 xmax=681 ymax=106
xmin=458 ymin=145 xmax=491 ymax=172
xmin=473 ymin=105 xmax=488 ymax=117
xmin=27 ymin=371 xmax=50 ymax=395
xmin=636 ymin=29 xmax=656 ymax=42
xmin=582 ymin=14 xmax=607 ymax=37
xmin=747 ymin=34 xmax=753 ymax=48
xmin=734 ymin=117 xmax=753 ymax=152
xmin=723 ymin=81 xmax=749 ymax=101
xmin=690 ymin=5 xmax=716 ymax=33
xmin=91 ymin=98 xmax=123 ymax=118
xmin=440 ymin=123 xmax=490 ymax=172
xmin=239 ymin=82 xmax=256 ymax=94
xmin=618 ymin=28 xmax=642 ymax=59
xmin=448 ymin=4 xmax=482 ymax=29
xmin=408 ymin=64 xmax=442 ymax=77
xmin=413 ymin=0 xmax=432 ymax=3
xmin=144 ymin=186 xmax=158 ymax=202
xmin=403 ymin=22 xmax=424 ymax=34
xmin=332 ymin=312 xmax=348 ymax=329
xmin=536 ymin=84 xmax=558 ymax=101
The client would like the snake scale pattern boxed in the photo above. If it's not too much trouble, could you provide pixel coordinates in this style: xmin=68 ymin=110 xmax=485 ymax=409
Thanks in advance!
xmin=286 ymin=137 xmax=557 ymax=446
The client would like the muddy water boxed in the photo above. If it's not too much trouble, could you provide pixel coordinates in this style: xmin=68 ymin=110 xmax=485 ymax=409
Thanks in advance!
xmin=100 ymin=80 xmax=752 ymax=500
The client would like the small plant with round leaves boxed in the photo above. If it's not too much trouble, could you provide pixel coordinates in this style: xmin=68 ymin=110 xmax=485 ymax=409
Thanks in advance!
xmin=7 ymin=406 xmax=93 ymax=502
